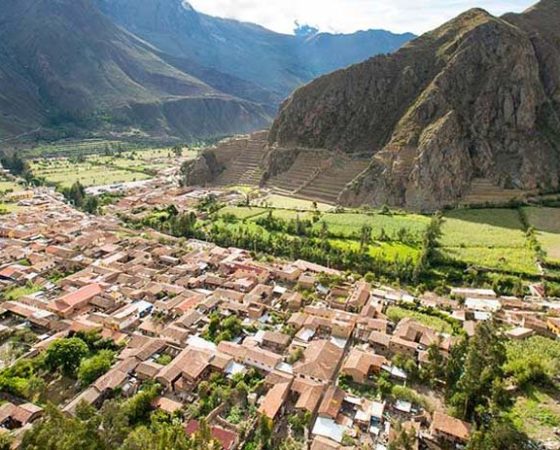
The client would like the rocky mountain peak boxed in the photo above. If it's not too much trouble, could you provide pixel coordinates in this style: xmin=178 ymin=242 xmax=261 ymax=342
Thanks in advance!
xmin=267 ymin=1 xmax=560 ymax=211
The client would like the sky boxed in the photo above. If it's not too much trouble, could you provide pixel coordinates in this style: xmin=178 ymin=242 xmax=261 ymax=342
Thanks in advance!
xmin=188 ymin=0 xmax=536 ymax=35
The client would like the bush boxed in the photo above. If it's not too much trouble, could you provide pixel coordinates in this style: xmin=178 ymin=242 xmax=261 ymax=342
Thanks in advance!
xmin=78 ymin=350 xmax=115 ymax=385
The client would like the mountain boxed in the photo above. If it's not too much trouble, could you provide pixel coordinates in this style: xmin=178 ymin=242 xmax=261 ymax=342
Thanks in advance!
xmin=0 ymin=0 xmax=413 ymax=142
xmin=96 ymin=0 xmax=415 ymax=99
xmin=268 ymin=0 xmax=560 ymax=210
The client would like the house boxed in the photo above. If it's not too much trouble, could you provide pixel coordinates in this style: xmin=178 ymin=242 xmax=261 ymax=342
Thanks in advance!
xmin=430 ymin=411 xmax=471 ymax=444
xmin=0 ymin=402 xmax=43 ymax=429
xmin=47 ymin=283 xmax=103 ymax=318
xmin=261 ymin=331 xmax=291 ymax=353
xmin=340 ymin=348 xmax=387 ymax=384
xmin=547 ymin=317 xmax=560 ymax=337
xmin=293 ymin=340 xmax=344 ymax=383
xmin=317 ymin=385 xmax=345 ymax=419
xmin=258 ymin=380 xmax=292 ymax=420
xmin=184 ymin=420 xmax=238 ymax=450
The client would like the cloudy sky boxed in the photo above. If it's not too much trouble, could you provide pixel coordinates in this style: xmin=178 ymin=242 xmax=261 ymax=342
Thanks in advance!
xmin=188 ymin=0 xmax=536 ymax=35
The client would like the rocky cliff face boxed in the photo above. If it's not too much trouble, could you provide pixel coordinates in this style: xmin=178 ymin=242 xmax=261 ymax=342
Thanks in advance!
xmin=269 ymin=1 xmax=560 ymax=210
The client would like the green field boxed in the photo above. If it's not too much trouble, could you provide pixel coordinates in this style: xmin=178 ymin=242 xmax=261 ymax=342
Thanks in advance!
xmin=30 ymin=159 xmax=152 ymax=188
xmin=318 ymin=212 xmax=430 ymax=241
xmin=253 ymin=194 xmax=331 ymax=211
xmin=508 ymin=388 xmax=560 ymax=442
xmin=0 ymin=179 xmax=24 ymax=195
xmin=438 ymin=209 xmax=538 ymax=275
xmin=440 ymin=209 xmax=526 ymax=248
xmin=385 ymin=306 xmax=455 ymax=334
xmin=218 ymin=206 xmax=268 ymax=220
xmin=523 ymin=207 xmax=560 ymax=263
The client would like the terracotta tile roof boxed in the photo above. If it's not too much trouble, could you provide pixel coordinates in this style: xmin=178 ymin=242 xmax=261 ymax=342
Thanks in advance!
xmin=431 ymin=411 xmax=471 ymax=441
xmin=293 ymin=340 xmax=344 ymax=382
xmin=258 ymin=381 xmax=291 ymax=419
xmin=318 ymin=385 xmax=345 ymax=419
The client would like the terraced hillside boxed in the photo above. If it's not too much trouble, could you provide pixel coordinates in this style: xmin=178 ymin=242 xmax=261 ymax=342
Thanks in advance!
xmin=462 ymin=178 xmax=531 ymax=205
xmin=213 ymin=131 xmax=268 ymax=186
xmin=267 ymin=151 xmax=369 ymax=204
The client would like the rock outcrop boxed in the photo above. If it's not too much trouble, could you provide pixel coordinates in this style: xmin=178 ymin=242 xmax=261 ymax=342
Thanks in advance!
xmin=269 ymin=0 xmax=560 ymax=210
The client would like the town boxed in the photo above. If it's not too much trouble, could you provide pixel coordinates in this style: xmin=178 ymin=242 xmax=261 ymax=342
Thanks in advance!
xmin=1 ymin=164 xmax=560 ymax=450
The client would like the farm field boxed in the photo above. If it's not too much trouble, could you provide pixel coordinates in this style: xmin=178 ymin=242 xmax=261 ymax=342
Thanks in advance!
xmin=318 ymin=212 xmax=430 ymax=241
xmin=253 ymin=194 xmax=331 ymax=211
xmin=29 ymin=159 xmax=152 ymax=188
xmin=0 ymin=178 xmax=24 ymax=194
xmin=438 ymin=208 xmax=539 ymax=275
xmin=212 ymin=204 xmax=560 ymax=277
xmin=218 ymin=206 xmax=268 ymax=220
xmin=523 ymin=207 xmax=560 ymax=263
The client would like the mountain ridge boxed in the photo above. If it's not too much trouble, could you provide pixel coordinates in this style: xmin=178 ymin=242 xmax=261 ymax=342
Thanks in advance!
xmin=268 ymin=0 xmax=560 ymax=210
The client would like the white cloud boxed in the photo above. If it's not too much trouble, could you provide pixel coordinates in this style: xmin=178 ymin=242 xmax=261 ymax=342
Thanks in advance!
xmin=188 ymin=0 xmax=536 ymax=35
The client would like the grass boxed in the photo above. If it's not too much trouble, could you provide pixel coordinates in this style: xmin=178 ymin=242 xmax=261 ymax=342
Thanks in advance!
xmin=523 ymin=207 xmax=560 ymax=263
xmin=440 ymin=246 xmax=539 ymax=275
xmin=318 ymin=212 xmax=430 ymax=240
xmin=0 ymin=203 xmax=20 ymax=214
xmin=386 ymin=306 xmax=454 ymax=334
xmin=253 ymin=194 xmax=331 ymax=211
xmin=440 ymin=209 xmax=526 ymax=248
xmin=507 ymin=386 xmax=560 ymax=442
xmin=438 ymin=209 xmax=539 ymax=275
xmin=30 ymin=159 xmax=151 ymax=188
xmin=0 ymin=180 xmax=24 ymax=194
xmin=218 ymin=206 xmax=268 ymax=220
xmin=506 ymin=335 xmax=560 ymax=377
xmin=3 ymin=283 xmax=42 ymax=301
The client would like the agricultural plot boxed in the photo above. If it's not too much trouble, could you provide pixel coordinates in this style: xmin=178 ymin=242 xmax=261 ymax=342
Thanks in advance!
xmin=318 ymin=212 xmax=430 ymax=241
xmin=30 ymin=159 xmax=151 ymax=188
xmin=438 ymin=209 xmax=538 ymax=274
xmin=522 ymin=207 xmax=560 ymax=263
xmin=254 ymin=194 xmax=331 ymax=211
xmin=0 ymin=179 xmax=23 ymax=195
xmin=218 ymin=206 xmax=268 ymax=220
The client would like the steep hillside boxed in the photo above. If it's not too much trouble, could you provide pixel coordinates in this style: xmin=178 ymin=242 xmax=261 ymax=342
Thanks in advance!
xmin=0 ymin=0 xmax=271 ymax=140
xmin=96 ymin=0 xmax=414 ymax=98
xmin=269 ymin=1 xmax=560 ymax=210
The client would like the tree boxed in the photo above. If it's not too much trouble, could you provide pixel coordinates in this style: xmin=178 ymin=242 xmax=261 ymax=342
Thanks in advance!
xmin=388 ymin=421 xmax=416 ymax=450
xmin=78 ymin=350 xmax=115 ymax=385
xmin=467 ymin=419 xmax=533 ymax=450
xmin=45 ymin=338 xmax=89 ymax=376
xmin=171 ymin=145 xmax=184 ymax=157
xmin=83 ymin=195 xmax=99 ymax=214
xmin=422 ymin=341 xmax=445 ymax=386
xmin=449 ymin=321 xmax=507 ymax=423
xmin=359 ymin=224 xmax=372 ymax=251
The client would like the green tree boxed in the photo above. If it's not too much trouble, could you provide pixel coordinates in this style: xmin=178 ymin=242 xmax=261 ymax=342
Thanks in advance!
xmin=45 ymin=338 xmax=89 ymax=376
xmin=449 ymin=321 xmax=507 ymax=423
xmin=78 ymin=350 xmax=115 ymax=385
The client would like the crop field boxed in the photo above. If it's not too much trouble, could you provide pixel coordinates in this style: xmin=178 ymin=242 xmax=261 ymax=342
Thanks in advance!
xmin=440 ymin=246 xmax=539 ymax=275
xmin=438 ymin=208 xmax=539 ymax=275
xmin=439 ymin=209 xmax=526 ymax=248
xmin=329 ymin=239 xmax=420 ymax=262
xmin=29 ymin=159 xmax=152 ymax=188
xmin=218 ymin=206 xmax=268 ymax=220
xmin=523 ymin=207 xmax=560 ymax=263
xmin=253 ymin=194 xmax=331 ymax=211
xmin=318 ymin=212 xmax=430 ymax=240
xmin=0 ymin=178 xmax=24 ymax=195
